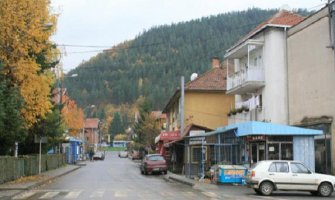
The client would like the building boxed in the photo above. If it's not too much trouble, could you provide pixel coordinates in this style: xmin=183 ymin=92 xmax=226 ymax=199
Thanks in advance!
xmin=157 ymin=58 xmax=234 ymax=173
xmin=287 ymin=4 xmax=335 ymax=174
xmin=184 ymin=121 xmax=322 ymax=178
xmin=224 ymin=10 xmax=304 ymax=125
xmin=84 ymin=118 xmax=100 ymax=152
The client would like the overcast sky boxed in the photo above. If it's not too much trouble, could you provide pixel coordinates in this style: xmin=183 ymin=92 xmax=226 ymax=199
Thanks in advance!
xmin=51 ymin=0 xmax=326 ymax=72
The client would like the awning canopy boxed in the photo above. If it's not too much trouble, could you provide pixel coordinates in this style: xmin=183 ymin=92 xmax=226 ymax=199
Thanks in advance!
xmin=188 ymin=121 xmax=323 ymax=138
xmin=155 ymin=130 xmax=180 ymax=143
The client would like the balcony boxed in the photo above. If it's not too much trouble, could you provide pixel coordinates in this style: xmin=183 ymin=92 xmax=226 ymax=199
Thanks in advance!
xmin=226 ymin=66 xmax=265 ymax=94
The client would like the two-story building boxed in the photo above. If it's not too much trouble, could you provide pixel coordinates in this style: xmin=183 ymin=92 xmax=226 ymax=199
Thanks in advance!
xmin=224 ymin=10 xmax=304 ymax=125
xmin=287 ymin=4 xmax=335 ymax=174
xmin=84 ymin=118 xmax=100 ymax=152
xmin=158 ymin=58 xmax=234 ymax=174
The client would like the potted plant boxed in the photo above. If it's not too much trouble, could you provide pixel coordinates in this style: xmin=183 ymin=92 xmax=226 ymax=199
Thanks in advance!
xmin=242 ymin=105 xmax=249 ymax=112
xmin=237 ymin=107 xmax=243 ymax=113
xmin=231 ymin=108 xmax=237 ymax=115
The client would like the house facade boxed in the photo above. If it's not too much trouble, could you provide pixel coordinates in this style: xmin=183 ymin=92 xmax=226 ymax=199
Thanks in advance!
xmin=84 ymin=118 xmax=100 ymax=152
xmin=287 ymin=4 xmax=335 ymax=174
xmin=224 ymin=10 xmax=304 ymax=125
xmin=159 ymin=58 xmax=234 ymax=174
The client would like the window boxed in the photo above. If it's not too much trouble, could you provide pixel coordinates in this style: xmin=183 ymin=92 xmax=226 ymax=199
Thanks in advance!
xmin=148 ymin=155 xmax=164 ymax=161
xmin=268 ymin=162 xmax=289 ymax=173
xmin=291 ymin=163 xmax=310 ymax=174
xmin=191 ymin=146 xmax=207 ymax=163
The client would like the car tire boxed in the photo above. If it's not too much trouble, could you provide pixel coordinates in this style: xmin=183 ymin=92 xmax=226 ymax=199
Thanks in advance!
xmin=254 ymin=189 xmax=262 ymax=195
xmin=318 ymin=182 xmax=333 ymax=197
xmin=259 ymin=181 xmax=273 ymax=196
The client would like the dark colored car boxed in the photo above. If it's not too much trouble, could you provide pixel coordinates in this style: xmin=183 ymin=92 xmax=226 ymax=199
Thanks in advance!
xmin=140 ymin=154 xmax=167 ymax=175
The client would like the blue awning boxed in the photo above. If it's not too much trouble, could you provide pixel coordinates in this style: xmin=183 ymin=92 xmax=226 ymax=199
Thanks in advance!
xmin=216 ymin=121 xmax=323 ymax=136
xmin=188 ymin=121 xmax=323 ymax=138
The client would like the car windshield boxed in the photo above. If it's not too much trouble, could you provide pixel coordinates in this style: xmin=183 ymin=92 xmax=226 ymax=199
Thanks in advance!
xmin=148 ymin=155 xmax=164 ymax=161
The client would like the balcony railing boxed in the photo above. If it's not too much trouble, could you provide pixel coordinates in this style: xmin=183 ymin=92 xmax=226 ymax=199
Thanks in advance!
xmin=227 ymin=65 xmax=265 ymax=94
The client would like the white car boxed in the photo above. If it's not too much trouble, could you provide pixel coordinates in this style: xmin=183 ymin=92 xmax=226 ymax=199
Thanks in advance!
xmin=246 ymin=160 xmax=335 ymax=197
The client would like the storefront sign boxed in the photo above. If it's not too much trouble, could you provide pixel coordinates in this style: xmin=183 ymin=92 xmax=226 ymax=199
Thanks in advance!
xmin=246 ymin=135 xmax=267 ymax=142
xmin=160 ymin=131 xmax=180 ymax=141
xmin=189 ymin=137 xmax=206 ymax=145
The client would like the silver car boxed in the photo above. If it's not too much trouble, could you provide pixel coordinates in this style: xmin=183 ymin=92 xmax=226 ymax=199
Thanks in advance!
xmin=246 ymin=160 xmax=335 ymax=197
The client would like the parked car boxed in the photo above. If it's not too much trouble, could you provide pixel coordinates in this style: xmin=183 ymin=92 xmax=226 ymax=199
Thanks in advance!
xmin=140 ymin=154 xmax=167 ymax=175
xmin=118 ymin=150 xmax=128 ymax=158
xmin=246 ymin=160 xmax=335 ymax=197
xmin=93 ymin=151 xmax=105 ymax=161
xmin=131 ymin=150 xmax=143 ymax=160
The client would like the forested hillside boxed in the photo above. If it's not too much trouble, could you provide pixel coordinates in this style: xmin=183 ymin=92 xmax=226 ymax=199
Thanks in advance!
xmin=65 ymin=8 xmax=310 ymax=111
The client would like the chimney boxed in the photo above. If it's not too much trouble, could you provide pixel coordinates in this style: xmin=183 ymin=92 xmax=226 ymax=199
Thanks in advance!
xmin=211 ymin=57 xmax=221 ymax=68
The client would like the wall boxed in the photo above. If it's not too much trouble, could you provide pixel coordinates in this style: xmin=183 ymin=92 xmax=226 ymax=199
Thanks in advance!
xmin=184 ymin=91 xmax=234 ymax=129
xmin=262 ymin=28 xmax=289 ymax=124
xmin=287 ymin=7 xmax=335 ymax=173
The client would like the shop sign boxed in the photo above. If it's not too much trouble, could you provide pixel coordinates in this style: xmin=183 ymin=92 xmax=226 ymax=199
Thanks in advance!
xmin=246 ymin=135 xmax=267 ymax=142
xmin=189 ymin=137 xmax=206 ymax=145
xmin=160 ymin=131 xmax=180 ymax=141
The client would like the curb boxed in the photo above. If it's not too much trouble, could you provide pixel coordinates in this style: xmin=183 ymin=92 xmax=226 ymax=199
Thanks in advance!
xmin=164 ymin=175 xmax=195 ymax=187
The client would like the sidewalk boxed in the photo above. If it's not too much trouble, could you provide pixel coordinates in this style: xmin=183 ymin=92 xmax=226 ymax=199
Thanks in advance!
xmin=164 ymin=171 xmax=249 ymax=197
xmin=0 ymin=164 xmax=82 ymax=191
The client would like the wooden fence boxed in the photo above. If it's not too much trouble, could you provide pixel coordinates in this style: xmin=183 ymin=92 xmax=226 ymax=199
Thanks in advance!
xmin=0 ymin=154 xmax=66 ymax=184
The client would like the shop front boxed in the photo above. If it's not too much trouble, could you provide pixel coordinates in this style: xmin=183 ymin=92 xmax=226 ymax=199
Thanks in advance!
xmin=184 ymin=121 xmax=322 ymax=178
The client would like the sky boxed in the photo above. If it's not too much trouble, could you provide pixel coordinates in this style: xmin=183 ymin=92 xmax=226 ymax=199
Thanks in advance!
xmin=51 ymin=0 xmax=326 ymax=72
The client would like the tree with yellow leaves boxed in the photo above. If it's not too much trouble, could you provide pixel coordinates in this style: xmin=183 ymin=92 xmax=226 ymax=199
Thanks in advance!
xmin=0 ymin=0 xmax=58 ymax=127
xmin=61 ymin=99 xmax=85 ymax=137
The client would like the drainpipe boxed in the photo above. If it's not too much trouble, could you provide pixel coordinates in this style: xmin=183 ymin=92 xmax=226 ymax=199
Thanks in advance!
xmin=330 ymin=1 xmax=335 ymax=68
xmin=284 ymin=27 xmax=290 ymax=125
xmin=180 ymin=76 xmax=185 ymax=135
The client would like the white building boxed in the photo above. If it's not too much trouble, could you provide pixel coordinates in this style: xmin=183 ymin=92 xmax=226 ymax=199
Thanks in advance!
xmin=224 ymin=10 xmax=304 ymax=125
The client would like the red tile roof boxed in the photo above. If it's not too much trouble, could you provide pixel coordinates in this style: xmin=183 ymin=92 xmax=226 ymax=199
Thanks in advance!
xmin=228 ymin=10 xmax=304 ymax=52
xmin=185 ymin=60 xmax=233 ymax=91
xmin=84 ymin=118 xmax=100 ymax=129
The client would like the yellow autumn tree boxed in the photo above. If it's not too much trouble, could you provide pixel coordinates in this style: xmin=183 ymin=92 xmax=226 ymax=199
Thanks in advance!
xmin=61 ymin=99 xmax=85 ymax=137
xmin=0 ymin=0 xmax=58 ymax=127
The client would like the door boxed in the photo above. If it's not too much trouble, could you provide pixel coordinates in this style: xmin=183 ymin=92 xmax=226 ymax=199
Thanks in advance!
xmin=268 ymin=162 xmax=291 ymax=190
xmin=250 ymin=143 xmax=266 ymax=164
xmin=290 ymin=162 xmax=318 ymax=190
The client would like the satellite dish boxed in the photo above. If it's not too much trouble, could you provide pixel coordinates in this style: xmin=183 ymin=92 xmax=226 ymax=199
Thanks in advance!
xmin=190 ymin=73 xmax=198 ymax=81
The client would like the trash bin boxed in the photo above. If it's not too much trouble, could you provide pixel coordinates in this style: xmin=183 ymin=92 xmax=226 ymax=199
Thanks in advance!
xmin=218 ymin=165 xmax=247 ymax=184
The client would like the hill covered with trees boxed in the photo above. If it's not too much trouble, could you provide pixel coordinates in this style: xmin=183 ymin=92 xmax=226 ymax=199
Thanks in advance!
xmin=65 ymin=8 xmax=310 ymax=111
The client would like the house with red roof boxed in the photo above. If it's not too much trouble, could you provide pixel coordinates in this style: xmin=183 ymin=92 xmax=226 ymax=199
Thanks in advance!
xmin=156 ymin=58 xmax=234 ymax=174
xmin=224 ymin=10 xmax=304 ymax=127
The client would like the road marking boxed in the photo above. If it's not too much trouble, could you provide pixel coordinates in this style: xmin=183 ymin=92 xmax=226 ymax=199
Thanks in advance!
xmin=64 ymin=191 xmax=82 ymax=199
xmin=39 ymin=191 xmax=59 ymax=199
xmin=90 ymin=190 xmax=104 ymax=198
xmin=12 ymin=191 xmax=37 ymax=199
xmin=114 ymin=191 xmax=127 ymax=197
xmin=183 ymin=191 xmax=196 ymax=197
xmin=202 ymin=191 xmax=219 ymax=198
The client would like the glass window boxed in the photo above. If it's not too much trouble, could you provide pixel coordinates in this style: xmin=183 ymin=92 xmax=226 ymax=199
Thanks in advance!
xmin=268 ymin=144 xmax=279 ymax=160
xmin=291 ymin=163 xmax=310 ymax=174
xmin=148 ymin=155 xmax=164 ymax=161
xmin=281 ymin=143 xmax=293 ymax=160
xmin=268 ymin=162 xmax=289 ymax=173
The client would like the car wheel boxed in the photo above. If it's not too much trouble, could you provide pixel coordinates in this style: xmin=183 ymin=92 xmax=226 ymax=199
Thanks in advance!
xmin=318 ymin=182 xmax=333 ymax=197
xmin=253 ymin=189 xmax=262 ymax=195
xmin=259 ymin=181 xmax=273 ymax=196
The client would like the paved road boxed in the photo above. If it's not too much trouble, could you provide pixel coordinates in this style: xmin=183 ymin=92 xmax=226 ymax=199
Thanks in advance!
xmin=7 ymin=151 xmax=335 ymax=200
xmin=10 ymin=152 xmax=210 ymax=200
